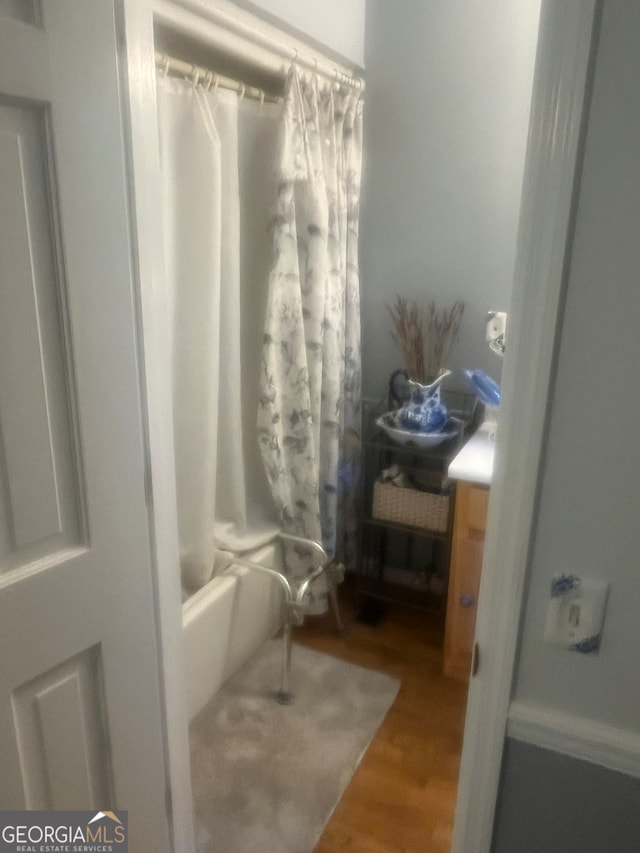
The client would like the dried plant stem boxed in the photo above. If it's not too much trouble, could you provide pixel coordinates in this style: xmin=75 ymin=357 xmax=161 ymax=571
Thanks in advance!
xmin=387 ymin=297 xmax=465 ymax=383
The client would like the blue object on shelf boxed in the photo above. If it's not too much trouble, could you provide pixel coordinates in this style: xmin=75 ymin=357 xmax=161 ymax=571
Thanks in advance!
xmin=463 ymin=369 xmax=501 ymax=407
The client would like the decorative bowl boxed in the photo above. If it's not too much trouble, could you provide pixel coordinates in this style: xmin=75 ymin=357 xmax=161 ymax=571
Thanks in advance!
xmin=376 ymin=412 xmax=459 ymax=449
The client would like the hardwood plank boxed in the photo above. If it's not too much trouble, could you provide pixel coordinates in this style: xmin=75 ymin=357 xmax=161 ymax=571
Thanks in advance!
xmin=295 ymin=585 xmax=468 ymax=852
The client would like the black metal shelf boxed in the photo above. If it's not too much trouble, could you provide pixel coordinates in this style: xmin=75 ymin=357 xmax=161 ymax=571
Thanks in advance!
xmin=361 ymin=515 xmax=450 ymax=542
xmin=355 ymin=399 xmax=471 ymax=614
xmin=356 ymin=574 xmax=445 ymax=616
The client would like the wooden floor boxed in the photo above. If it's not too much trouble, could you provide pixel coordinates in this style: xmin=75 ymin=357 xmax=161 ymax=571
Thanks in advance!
xmin=295 ymin=588 xmax=469 ymax=853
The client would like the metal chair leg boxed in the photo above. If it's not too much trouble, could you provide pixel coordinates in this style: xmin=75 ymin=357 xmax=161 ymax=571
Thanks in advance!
xmin=326 ymin=562 xmax=346 ymax=635
xmin=275 ymin=620 xmax=294 ymax=705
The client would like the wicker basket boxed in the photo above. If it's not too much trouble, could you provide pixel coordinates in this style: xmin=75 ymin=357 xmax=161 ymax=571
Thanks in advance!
xmin=372 ymin=479 xmax=450 ymax=533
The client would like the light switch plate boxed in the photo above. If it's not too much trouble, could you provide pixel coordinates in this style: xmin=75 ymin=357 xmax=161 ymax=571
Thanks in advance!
xmin=544 ymin=574 xmax=609 ymax=653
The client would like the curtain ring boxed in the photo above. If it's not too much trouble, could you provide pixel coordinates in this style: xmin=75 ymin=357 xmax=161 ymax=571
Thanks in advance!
xmin=160 ymin=55 xmax=170 ymax=77
xmin=238 ymin=82 xmax=245 ymax=101
xmin=259 ymin=90 xmax=265 ymax=107
xmin=204 ymin=70 xmax=214 ymax=90
xmin=190 ymin=64 xmax=200 ymax=87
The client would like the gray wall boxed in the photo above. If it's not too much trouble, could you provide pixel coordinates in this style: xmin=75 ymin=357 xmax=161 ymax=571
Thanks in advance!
xmin=493 ymin=740 xmax=640 ymax=853
xmin=512 ymin=0 xmax=640 ymax=732
xmin=360 ymin=0 xmax=540 ymax=399
xmin=495 ymin=1 xmax=640 ymax=848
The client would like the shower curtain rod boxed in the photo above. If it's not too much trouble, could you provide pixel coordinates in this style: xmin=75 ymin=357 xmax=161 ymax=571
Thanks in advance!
xmin=155 ymin=51 xmax=281 ymax=102
xmin=155 ymin=49 xmax=363 ymax=101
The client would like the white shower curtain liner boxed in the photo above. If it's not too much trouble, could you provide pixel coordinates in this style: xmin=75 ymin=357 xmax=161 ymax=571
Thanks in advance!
xmin=157 ymin=75 xmax=280 ymax=591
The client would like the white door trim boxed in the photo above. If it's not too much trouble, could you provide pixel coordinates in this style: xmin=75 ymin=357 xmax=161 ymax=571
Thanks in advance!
xmin=118 ymin=2 xmax=195 ymax=851
xmin=452 ymin=2 xmax=599 ymax=851
xmin=117 ymin=1 xmax=361 ymax=849
xmin=152 ymin=0 xmax=361 ymax=76
xmin=507 ymin=702 xmax=640 ymax=781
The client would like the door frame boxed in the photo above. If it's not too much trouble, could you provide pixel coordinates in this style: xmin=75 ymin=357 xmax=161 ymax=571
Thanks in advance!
xmin=116 ymin=2 xmax=196 ymax=851
xmin=116 ymin=0 xmax=600 ymax=850
xmin=452 ymin=1 xmax=599 ymax=851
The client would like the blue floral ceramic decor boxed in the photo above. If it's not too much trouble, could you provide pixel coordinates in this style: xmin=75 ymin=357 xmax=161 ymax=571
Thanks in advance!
xmin=377 ymin=412 xmax=459 ymax=449
xmin=550 ymin=574 xmax=580 ymax=598
xmin=543 ymin=573 xmax=609 ymax=655
xmin=398 ymin=371 xmax=450 ymax=433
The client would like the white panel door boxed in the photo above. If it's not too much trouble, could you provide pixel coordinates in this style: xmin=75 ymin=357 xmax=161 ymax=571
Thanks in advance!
xmin=0 ymin=4 xmax=171 ymax=850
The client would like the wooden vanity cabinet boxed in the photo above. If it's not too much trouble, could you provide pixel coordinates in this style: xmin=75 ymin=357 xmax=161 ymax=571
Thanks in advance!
xmin=443 ymin=480 xmax=489 ymax=681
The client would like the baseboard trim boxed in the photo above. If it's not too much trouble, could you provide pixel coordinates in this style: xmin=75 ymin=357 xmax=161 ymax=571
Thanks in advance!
xmin=507 ymin=701 xmax=640 ymax=780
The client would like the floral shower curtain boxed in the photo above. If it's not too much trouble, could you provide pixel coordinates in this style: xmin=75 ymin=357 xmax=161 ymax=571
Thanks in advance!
xmin=258 ymin=69 xmax=364 ymax=607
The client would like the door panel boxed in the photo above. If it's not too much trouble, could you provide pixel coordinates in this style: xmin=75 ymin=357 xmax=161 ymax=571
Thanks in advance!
xmin=12 ymin=645 xmax=111 ymax=810
xmin=0 ymin=104 xmax=84 ymax=570
xmin=0 ymin=5 xmax=171 ymax=850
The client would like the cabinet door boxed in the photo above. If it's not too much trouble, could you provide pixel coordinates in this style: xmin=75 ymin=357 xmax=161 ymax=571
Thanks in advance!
xmin=444 ymin=481 xmax=489 ymax=681
xmin=467 ymin=484 xmax=489 ymax=532
xmin=444 ymin=537 xmax=484 ymax=680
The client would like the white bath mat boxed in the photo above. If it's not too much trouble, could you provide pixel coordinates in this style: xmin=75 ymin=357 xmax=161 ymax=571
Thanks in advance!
xmin=190 ymin=639 xmax=400 ymax=852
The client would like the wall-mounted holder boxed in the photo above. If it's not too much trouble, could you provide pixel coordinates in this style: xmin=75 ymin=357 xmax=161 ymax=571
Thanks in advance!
xmin=544 ymin=573 xmax=609 ymax=653
xmin=486 ymin=311 xmax=507 ymax=356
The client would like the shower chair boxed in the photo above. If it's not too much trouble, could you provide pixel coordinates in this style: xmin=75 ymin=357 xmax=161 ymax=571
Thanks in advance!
xmin=223 ymin=531 xmax=345 ymax=704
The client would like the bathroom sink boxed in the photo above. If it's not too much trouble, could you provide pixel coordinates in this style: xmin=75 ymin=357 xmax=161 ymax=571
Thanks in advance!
xmin=448 ymin=424 xmax=496 ymax=485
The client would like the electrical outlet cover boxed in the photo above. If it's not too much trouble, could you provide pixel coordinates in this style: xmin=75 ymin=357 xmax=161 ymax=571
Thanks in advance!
xmin=544 ymin=574 xmax=609 ymax=654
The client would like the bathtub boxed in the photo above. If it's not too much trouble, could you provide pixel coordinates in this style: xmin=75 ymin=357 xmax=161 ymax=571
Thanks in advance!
xmin=182 ymin=541 xmax=285 ymax=721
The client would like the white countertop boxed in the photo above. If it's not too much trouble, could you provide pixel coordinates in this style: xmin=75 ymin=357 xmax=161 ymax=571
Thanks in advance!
xmin=448 ymin=422 xmax=496 ymax=486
